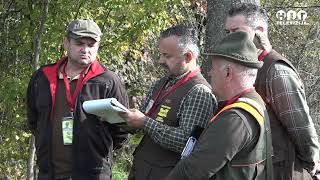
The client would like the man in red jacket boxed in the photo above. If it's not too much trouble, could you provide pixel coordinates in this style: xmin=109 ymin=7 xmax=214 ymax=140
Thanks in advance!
xmin=26 ymin=19 xmax=129 ymax=180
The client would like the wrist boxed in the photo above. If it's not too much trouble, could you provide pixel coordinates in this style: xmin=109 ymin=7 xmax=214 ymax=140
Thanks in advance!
xmin=143 ymin=116 xmax=155 ymax=133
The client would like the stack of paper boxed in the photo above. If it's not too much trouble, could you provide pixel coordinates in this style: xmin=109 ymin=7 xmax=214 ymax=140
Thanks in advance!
xmin=83 ymin=98 xmax=129 ymax=124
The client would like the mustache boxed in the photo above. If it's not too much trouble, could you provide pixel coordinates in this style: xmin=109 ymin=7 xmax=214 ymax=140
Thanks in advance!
xmin=160 ymin=64 xmax=169 ymax=70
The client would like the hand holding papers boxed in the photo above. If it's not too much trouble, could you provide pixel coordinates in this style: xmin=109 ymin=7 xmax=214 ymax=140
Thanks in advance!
xmin=118 ymin=108 xmax=146 ymax=129
xmin=83 ymin=98 xmax=129 ymax=124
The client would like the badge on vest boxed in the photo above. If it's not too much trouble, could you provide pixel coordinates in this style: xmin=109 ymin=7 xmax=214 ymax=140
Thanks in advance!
xmin=62 ymin=117 xmax=73 ymax=145
xmin=156 ymin=105 xmax=171 ymax=122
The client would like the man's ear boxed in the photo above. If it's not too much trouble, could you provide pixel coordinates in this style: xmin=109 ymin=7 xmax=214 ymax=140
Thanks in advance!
xmin=63 ymin=37 xmax=70 ymax=50
xmin=256 ymin=26 xmax=264 ymax=32
xmin=184 ymin=51 xmax=193 ymax=63
xmin=225 ymin=65 xmax=233 ymax=81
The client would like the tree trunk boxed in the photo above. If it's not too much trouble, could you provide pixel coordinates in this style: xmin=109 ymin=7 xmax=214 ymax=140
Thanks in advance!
xmin=27 ymin=136 xmax=36 ymax=180
xmin=33 ymin=0 xmax=49 ymax=70
xmin=27 ymin=0 xmax=49 ymax=179
xmin=202 ymin=0 xmax=260 ymax=80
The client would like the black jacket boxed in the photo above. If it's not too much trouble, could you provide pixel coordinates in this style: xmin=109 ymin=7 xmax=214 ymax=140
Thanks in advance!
xmin=26 ymin=57 xmax=129 ymax=180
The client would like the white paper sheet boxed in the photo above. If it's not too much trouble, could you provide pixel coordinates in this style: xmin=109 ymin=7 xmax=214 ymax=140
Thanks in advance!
xmin=83 ymin=98 xmax=128 ymax=124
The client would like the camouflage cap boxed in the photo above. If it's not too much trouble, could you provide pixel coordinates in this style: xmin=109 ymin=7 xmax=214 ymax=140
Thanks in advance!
xmin=67 ymin=19 xmax=103 ymax=42
xmin=205 ymin=31 xmax=262 ymax=69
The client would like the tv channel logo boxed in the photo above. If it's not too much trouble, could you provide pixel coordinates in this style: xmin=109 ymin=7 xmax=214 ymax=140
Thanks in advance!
xmin=276 ymin=9 xmax=309 ymax=25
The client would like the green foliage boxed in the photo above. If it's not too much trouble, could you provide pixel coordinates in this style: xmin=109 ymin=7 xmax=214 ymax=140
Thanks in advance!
xmin=0 ymin=69 xmax=31 ymax=179
xmin=111 ymin=144 xmax=134 ymax=180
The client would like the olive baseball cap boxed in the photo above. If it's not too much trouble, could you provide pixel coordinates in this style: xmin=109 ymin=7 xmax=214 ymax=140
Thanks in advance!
xmin=205 ymin=31 xmax=262 ymax=69
xmin=66 ymin=19 xmax=103 ymax=42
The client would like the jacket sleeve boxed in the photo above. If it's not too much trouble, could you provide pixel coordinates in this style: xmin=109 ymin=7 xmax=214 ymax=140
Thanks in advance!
xmin=106 ymin=73 xmax=130 ymax=150
xmin=26 ymin=71 xmax=39 ymax=135
xmin=269 ymin=63 xmax=320 ymax=167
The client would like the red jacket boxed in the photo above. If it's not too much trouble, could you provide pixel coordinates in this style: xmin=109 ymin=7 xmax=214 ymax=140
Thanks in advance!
xmin=26 ymin=57 xmax=129 ymax=180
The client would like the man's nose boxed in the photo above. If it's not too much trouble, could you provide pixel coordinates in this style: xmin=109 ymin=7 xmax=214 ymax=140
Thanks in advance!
xmin=159 ymin=56 xmax=165 ymax=64
xmin=81 ymin=45 xmax=90 ymax=52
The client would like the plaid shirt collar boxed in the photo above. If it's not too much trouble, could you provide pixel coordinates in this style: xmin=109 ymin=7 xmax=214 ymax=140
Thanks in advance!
xmin=165 ymin=70 xmax=192 ymax=90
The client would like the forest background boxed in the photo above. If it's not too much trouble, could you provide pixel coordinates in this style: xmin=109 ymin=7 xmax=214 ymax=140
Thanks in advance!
xmin=0 ymin=0 xmax=319 ymax=179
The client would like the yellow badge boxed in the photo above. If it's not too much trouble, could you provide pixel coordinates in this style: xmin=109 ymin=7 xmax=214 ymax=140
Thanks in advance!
xmin=156 ymin=105 xmax=171 ymax=122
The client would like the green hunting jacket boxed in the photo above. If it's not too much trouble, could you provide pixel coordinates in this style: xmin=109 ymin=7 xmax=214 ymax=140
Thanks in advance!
xmin=166 ymin=91 xmax=272 ymax=180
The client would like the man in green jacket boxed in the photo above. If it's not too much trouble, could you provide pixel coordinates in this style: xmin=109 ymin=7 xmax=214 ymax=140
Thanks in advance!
xmin=166 ymin=31 xmax=273 ymax=180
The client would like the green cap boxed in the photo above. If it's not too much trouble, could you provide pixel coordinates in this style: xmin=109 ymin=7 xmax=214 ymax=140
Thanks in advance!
xmin=67 ymin=19 xmax=103 ymax=42
xmin=205 ymin=31 xmax=262 ymax=69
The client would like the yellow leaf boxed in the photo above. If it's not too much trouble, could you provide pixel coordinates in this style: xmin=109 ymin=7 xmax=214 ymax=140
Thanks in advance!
xmin=22 ymin=132 xmax=31 ymax=138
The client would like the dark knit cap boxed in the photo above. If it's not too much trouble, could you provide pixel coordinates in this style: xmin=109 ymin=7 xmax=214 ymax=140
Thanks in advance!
xmin=205 ymin=31 xmax=262 ymax=69
xmin=67 ymin=19 xmax=103 ymax=42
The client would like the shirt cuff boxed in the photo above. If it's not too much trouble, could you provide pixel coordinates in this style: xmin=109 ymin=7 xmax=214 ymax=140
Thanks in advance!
xmin=143 ymin=117 xmax=158 ymax=136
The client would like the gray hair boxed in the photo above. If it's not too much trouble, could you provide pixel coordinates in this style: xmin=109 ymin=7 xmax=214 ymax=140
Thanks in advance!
xmin=219 ymin=60 xmax=258 ymax=88
xmin=160 ymin=25 xmax=200 ymax=59
xmin=236 ymin=65 xmax=258 ymax=88
xmin=228 ymin=3 xmax=269 ymax=31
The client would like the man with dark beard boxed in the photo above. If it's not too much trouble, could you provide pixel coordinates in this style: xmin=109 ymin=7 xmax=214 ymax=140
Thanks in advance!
xmin=120 ymin=25 xmax=217 ymax=180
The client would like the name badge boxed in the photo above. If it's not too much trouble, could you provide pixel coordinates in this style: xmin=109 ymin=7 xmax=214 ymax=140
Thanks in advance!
xmin=145 ymin=100 xmax=154 ymax=114
xmin=62 ymin=117 xmax=73 ymax=145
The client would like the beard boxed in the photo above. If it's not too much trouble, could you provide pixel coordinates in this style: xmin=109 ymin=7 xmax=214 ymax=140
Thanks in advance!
xmin=161 ymin=64 xmax=169 ymax=70
xmin=161 ymin=64 xmax=171 ymax=75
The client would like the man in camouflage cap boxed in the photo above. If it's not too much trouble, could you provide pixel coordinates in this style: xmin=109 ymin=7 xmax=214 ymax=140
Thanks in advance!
xmin=26 ymin=19 xmax=129 ymax=180
xmin=67 ymin=19 xmax=102 ymax=42
xmin=167 ymin=31 xmax=273 ymax=180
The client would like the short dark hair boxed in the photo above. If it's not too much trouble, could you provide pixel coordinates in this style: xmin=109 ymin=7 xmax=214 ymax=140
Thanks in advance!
xmin=228 ymin=3 xmax=268 ymax=30
xmin=160 ymin=25 xmax=200 ymax=59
